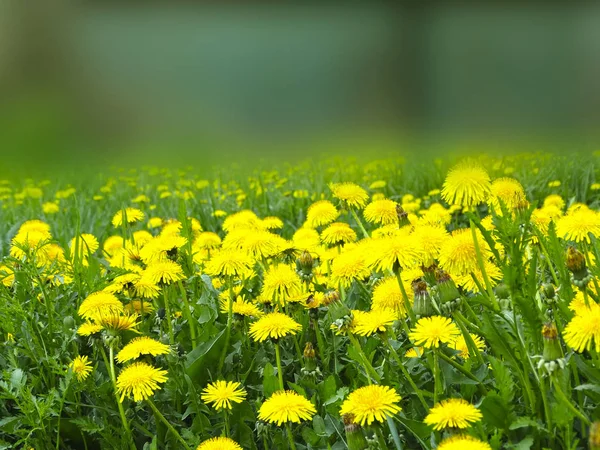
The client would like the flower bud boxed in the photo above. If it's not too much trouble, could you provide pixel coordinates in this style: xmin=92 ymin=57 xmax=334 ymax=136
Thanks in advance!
xmin=322 ymin=290 xmax=340 ymax=306
xmin=542 ymin=322 xmax=562 ymax=362
xmin=495 ymin=283 xmax=510 ymax=300
xmin=566 ymin=247 xmax=587 ymax=277
xmin=343 ymin=414 xmax=368 ymax=450
xmin=541 ymin=283 xmax=556 ymax=301
xmin=296 ymin=250 xmax=314 ymax=274
xmin=303 ymin=342 xmax=317 ymax=371
xmin=412 ymin=280 xmax=435 ymax=317
xmin=396 ymin=205 xmax=411 ymax=228
xmin=434 ymin=269 xmax=460 ymax=304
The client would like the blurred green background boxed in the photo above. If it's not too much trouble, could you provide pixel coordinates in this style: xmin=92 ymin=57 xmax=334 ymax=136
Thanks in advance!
xmin=1 ymin=2 xmax=599 ymax=176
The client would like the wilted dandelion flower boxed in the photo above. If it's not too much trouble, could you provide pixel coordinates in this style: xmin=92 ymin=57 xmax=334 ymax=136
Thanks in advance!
xmin=143 ymin=261 xmax=185 ymax=285
xmin=321 ymin=222 xmax=357 ymax=246
xmin=563 ymin=303 xmax=600 ymax=352
xmin=70 ymin=355 xmax=93 ymax=381
xmin=363 ymin=199 xmax=398 ymax=225
xmin=258 ymin=390 xmax=316 ymax=425
xmin=261 ymin=265 xmax=302 ymax=302
xmin=441 ymin=160 xmax=491 ymax=207
xmin=409 ymin=315 xmax=461 ymax=348
xmin=116 ymin=362 xmax=168 ymax=402
xmin=116 ymin=337 xmax=170 ymax=363
xmin=437 ymin=435 xmax=491 ymax=450
xmin=112 ymin=208 xmax=145 ymax=227
xmin=249 ymin=312 xmax=301 ymax=342
xmin=424 ymin=398 xmax=482 ymax=430
xmin=78 ymin=292 xmax=123 ymax=320
xmin=196 ymin=437 xmax=242 ymax=450
xmin=488 ymin=177 xmax=528 ymax=211
xmin=204 ymin=250 xmax=253 ymax=278
xmin=352 ymin=309 xmax=396 ymax=336
xmin=438 ymin=229 xmax=492 ymax=277
xmin=556 ymin=208 xmax=600 ymax=243
xmin=451 ymin=333 xmax=485 ymax=359
xmin=306 ymin=200 xmax=339 ymax=228
xmin=201 ymin=380 xmax=247 ymax=410
xmin=330 ymin=182 xmax=369 ymax=209
xmin=339 ymin=385 xmax=401 ymax=426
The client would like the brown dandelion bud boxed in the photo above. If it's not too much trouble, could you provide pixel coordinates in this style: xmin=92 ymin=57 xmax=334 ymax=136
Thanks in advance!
xmin=566 ymin=247 xmax=586 ymax=274
xmin=322 ymin=290 xmax=340 ymax=306
xmin=303 ymin=342 xmax=316 ymax=359
xmin=343 ymin=414 xmax=368 ymax=450
xmin=542 ymin=322 xmax=562 ymax=362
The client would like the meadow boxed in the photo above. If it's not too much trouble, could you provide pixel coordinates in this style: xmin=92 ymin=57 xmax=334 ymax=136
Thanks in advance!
xmin=0 ymin=152 xmax=599 ymax=450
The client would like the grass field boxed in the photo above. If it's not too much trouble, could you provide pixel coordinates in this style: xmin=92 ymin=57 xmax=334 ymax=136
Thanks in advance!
xmin=1 ymin=152 xmax=600 ymax=450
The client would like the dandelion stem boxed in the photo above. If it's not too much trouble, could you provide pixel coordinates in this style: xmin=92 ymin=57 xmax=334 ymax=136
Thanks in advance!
xmin=470 ymin=220 xmax=499 ymax=312
xmin=382 ymin=335 xmax=428 ymax=410
xmin=223 ymin=409 xmax=230 ymax=437
xmin=286 ymin=423 xmax=298 ymax=450
xmin=163 ymin=287 xmax=175 ymax=345
xmin=275 ymin=341 xmax=285 ymax=390
xmin=552 ymin=380 xmax=591 ymax=426
xmin=350 ymin=208 xmax=370 ymax=239
xmin=433 ymin=349 xmax=440 ymax=404
xmin=177 ymin=280 xmax=197 ymax=348
xmin=394 ymin=270 xmax=416 ymax=323
xmin=101 ymin=346 xmax=136 ymax=450
xmin=348 ymin=332 xmax=381 ymax=383
xmin=437 ymin=352 xmax=488 ymax=393
xmin=147 ymin=398 xmax=192 ymax=450
xmin=218 ymin=282 xmax=235 ymax=374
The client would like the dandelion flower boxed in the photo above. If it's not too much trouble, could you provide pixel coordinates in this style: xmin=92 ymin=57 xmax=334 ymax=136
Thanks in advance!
xmin=69 ymin=233 xmax=99 ymax=257
xmin=261 ymin=265 xmax=302 ymax=302
xmin=133 ymin=279 xmax=161 ymax=299
xmin=409 ymin=315 xmax=461 ymax=348
xmin=330 ymin=182 xmax=369 ymax=209
xmin=364 ymin=199 xmax=398 ymax=225
xmin=219 ymin=297 xmax=263 ymax=318
xmin=249 ymin=312 xmax=301 ymax=342
xmin=201 ymin=380 xmax=247 ymax=410
xmin=556 ymin=208 xmax=600 ymax=243
xmin=437 ymin=435 xmax=491 ymax=450
xmin=306 ymin=200 xmax=339 ymax=228
xmin=424 ymin=398 xmax=482 ymax=430
xmin=488 ymin=177 xmax=528 ymax=212
xmin=116 ymin=362 xmax=168 ymax=402
xmin=112 ymin=208 xmax=145 ymax=227
xmin=143 ymin=261 xmax=185 ymax=285
xmin=194 ymin=232 xmax=222 ymax=250
xmin=543 ymin=194 xmax=565 ymax=211
xmin=451 ymin=333 xmax=485 ymax=359
xmin=441 ymin=160 xmax=491 ymax=207
xmin=116 ymin=337 xmax=170 ymax=363
xmin=96 ymin=312 xmax=139 ymax=333
xmin=372 ymin=276 xmax=413 ymax=318
xmin=411 ymin=224 xmax=448 ymax=267
xmin=125 ymin=300 xmax=155 ymax=315
xmin=455 ymin=260 xmax=502 ymax=293
xmin=71 ymin=355 xmax=93 ymax=381
xmin=321 ymin=222 xmax=357 ymax=246
xmin=352 ymin=309 xmax=397 ymax=336
xmin=78 ymin=292 xmax=123 ymax=320
xmin=438 ymin=229 xmax=492 ymax=277
xmin=258 ymin=390 xmax=316 ymax=425
xmin=330 ymin=249 xmax=370 ymax=288
xmin=196 ymin=437 xmax=242 ymax=450
xmin=368 ymin=234 xmax=424 ymax=272
xmin=205 ymin=250 xmax=253 ymax=278
xmin=563 ymin=303 xmax=600 ymax=352
xmin=339 ymin=385 xmax=401 ymax=426
xmin=77 ymin=322 xmax=103 ymax=336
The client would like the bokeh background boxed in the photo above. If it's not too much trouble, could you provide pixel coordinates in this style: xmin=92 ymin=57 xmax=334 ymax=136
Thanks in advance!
xmin=1 ymin=2 xmax=599 ymax=175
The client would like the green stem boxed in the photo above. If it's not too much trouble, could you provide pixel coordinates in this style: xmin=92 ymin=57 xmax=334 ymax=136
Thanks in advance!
xmin=470 ymin=220 xmax=499 ymax=312
xmin=217 ymin=282 xmax=234 ymax=374
xmin=552 ymin=380 xmax=591 ymax=426
xmin=538 ymin=372 xmax=553 ymax=437
xmin=437 ymin=352 xmax=488 ymax=393
xmin=163 ymin=287 xmax=175 ymax=345
xmin=383 ymin=336 xmax=428 ymax=410
xmin=350 ymin=209 xmax=370 ymax=239
xmin=223 ymin=409 xmax=230 ymax=437
xmin=101 ymin=346 xmax=136 ymax=450
xmin=374 ymin=427 xmax=390 ymax=450
xmin=275 ymin=341 xmax=285 ymax=390
xmin=348 ymin=333 xmax=381 ymax=383
xmin=433 ymin=349 xmax=440 ymax=404
xmin=286 ymin=423 xmax=298 ymax=450
xmin=147 ymin=398 xmax=192 ymax=450
xmin=177 ymin=280 xmax=197 ymax=348
xmin=394 ymin=270 xmax=416 ymax=323
xmin=386 ymin=417 xmax=403 ymax=450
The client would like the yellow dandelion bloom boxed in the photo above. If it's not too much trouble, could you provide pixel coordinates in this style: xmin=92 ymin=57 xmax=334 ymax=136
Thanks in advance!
xmin=124 ymin=300 xmax=155 ymax=315
xmin=112 ymin=208 xmax=145 ymax=227
xmin=339 ymin=385 xmax=401 ymax=426
xmin=261 ymin=265 xmax=302 ymax=302
xmin=116 ymin=362 xmax=168 ymax=402
xmin=69 ymin=233 xmax=99 ymax=257
xmin=424 ymin=398 xmax=482 ymax=430
xmin=368 ymin=234 xmax=424 ymax=272
xmin=330 ymin=249 xmax=370 ymax=288
xmin=438 ymin=228 xmax=492 ymax=277
xmin=258 ymin=390 xmax=316 ymax=425
xmin=306 ymin=200 xmax=339 ymax=228
xmin=411 ymin=224 xmax=448 ymax=267
xmin=556 ymin=208 xmax=600 ymax=243
xmin=330 ymin=182 xmax=369 ymax=209
xmin=372 ymin=276 xmax=414 ymax=318
xmin=563 ymin=303 xmax=600 ymax=352
xmin=194 ymin=232 xmax=222 ymax=250
xmin=96 ymin=312 xmax=139 ymax=333
xmin=437 ymin=435 xmax=491 ymax=450
xmin=43 ymin=202 xmax=60 ymax=214
xmin=249 ymin=312 xmax=301 ymax=342
xmin=142 ymin=261 xmax=185 ymax=285
xmin=219 ymin=297 xmax=263 ymax=318
xmin=116 ymin=337 xmax=170 ymax=363
xmin=441 ymin=160 xmax=491 ymax=207
xmin=488 ymin=177 xmax=528 ymax=212
xmin=455 ymin=260 xmax=502 ymax=293
xmin=321 ymin=222 xmax=357 ymax=246
xmin=78 ymin=292 xmax=123 ymax=321
xmin=363 ymin=199 xmax=398 ymax=225
xmin=205 ymin=250 xmax=253 ymax=278
xmin=201 ymin=380 xmax=247 ymax=410
xmin=262 ymin=216 xmax=284 ymax=230
xmin=451 ymin=333 xmax=485 ymax=359
xmin=352 ymin=309 xmax=396 ymax=336
xmin=70 ymin=355 xmax=93 ymax=382
xmin=77 ymin=322 xmax=103 ymax=336
xmin=196 ymin=437 xmax=242 ymax=450
xmin=409 ymin=315 xmax=461 ymax=348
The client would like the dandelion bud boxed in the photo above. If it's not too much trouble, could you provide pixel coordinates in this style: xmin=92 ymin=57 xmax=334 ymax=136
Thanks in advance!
xmin=495 ymin=283 xmax=510 ymax=300
xmin=590 ymin=422 xmax=600 ymax=450
xmin=396 ymin=205 xmax=411 ymax=228
xmin=541 ymin=283 xmax=556 ymax=301
xmin=303 ymin=342 xmax=317 ymax=372
xmin=296 ymin=251 xmax=314 ymax=281
xmin=566 ymin=247 xmax=586 ymax=275
xmin=322 ymin=290 xmax=340 ymax=306
xmin=343 ymin=414 xmax=368 ymax=450
xmin=412 ymin=280 xmax=434 ymax=317
xmin=434 ymin=269 xmax=460 ymax=304
xmin=542 ymin=322 xmax=562 ymax=362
